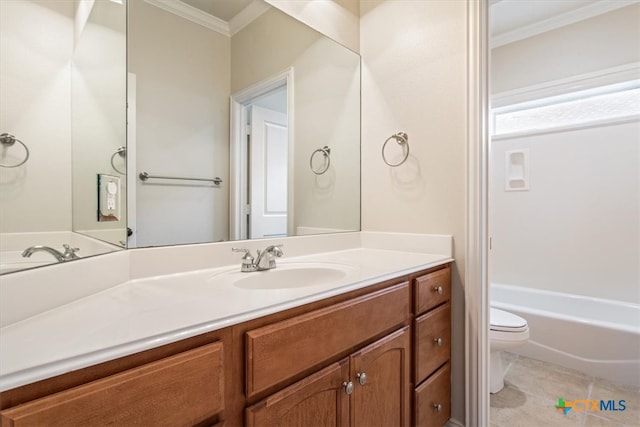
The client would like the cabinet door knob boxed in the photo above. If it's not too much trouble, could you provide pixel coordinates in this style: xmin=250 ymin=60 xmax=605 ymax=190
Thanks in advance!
xmin=434 ymin=285 xmax=443 ymax=295
xmin=434 ymin=337 xmax=443 ymax=346
xmin=434 ymin=403 xmax=442 ymax=412
xmin=356 ymin=372 xmax=367 ymax=385
xmin=343 ymin=381 xmax=354 ymax=395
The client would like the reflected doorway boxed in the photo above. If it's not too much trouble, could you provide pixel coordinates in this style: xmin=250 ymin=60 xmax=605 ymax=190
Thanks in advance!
xmin=248 ymin=102 xmax=287 ymax=238
xmin=230 ymin=69 xmax=293 ymax=240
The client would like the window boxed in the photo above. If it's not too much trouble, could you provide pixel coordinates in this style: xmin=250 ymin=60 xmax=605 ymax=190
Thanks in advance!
xmin=492 ymin=80 xmax=640 ymax=135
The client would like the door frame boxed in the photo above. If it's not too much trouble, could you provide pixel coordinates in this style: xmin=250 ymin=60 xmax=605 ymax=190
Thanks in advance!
xmin=229 ymin=68 xmax=294 ymax=241
xmin=466 ymin=1 xmax=490 ymax=426
xmin=126 ymin=72 xmax=137 ymax=248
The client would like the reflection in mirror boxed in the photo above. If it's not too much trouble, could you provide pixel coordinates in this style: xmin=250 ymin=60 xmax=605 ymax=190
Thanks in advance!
xmin=129 ymin=0 xmax=361 ymax=247
xmin=0 ymin=0 xmax=127 ymax=275
xmin=0 ymin=0 xmax=360 ymax=274
xmin=72 ymin=0 xmax=128 ymax=248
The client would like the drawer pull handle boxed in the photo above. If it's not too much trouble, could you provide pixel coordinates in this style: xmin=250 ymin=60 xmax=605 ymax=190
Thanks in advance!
xmin=343 ymin=381 xmax=354 ymax=395
xmin=434 ymin=403 xmax=442 ymax=412
xmin=434 ymin=285 xmax=443 ymax=295
xmin=434 ymin=337 xmax=443 ymax=346
xmin=356 ymin=372 xmax=367 ymax=385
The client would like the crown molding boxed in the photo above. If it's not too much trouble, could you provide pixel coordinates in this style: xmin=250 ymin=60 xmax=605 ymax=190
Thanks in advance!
xmin=228 ymin=0 xmax=270 ymax=36
xmin=144 ymin=0 xmax=230 ymax=37
xmin=492 ymin=0 xmax=638 ymax=48
xmin=492 ymin=62 xmax=640 ymax=108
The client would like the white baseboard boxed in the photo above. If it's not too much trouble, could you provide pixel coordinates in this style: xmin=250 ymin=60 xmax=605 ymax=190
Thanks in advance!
xmin=446 ymin=417 xmax=465 ymax=427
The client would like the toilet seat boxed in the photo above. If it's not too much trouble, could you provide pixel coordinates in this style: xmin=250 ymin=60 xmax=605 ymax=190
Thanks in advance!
xmin=490 ymin=308 xmax=528 ymax=333
xmin=489 ymin=307 xmax=529 ymax=394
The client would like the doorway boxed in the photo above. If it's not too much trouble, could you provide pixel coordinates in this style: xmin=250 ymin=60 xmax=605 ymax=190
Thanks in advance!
xmin=487 ymin=1 xmax=640 ymax=425
xmin=230 ymin=69 xmax=294 ymax=241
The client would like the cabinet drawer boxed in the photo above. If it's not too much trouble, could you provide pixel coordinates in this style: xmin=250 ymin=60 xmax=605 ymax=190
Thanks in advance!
xmin=414 ymin=362 xmax=451 ymax=427
xmin=0 ymin=342 xmax=225 ymax=427
xmin=246 ymin=282 xmax=409 ymax=398
xmin=414 ymin=303 xmax=450 ymax=384
xmin=414 ymin=266 xmax=450 ymax=315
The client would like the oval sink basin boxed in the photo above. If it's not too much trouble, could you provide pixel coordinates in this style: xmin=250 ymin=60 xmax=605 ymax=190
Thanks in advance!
xmin=230 ymin=263 xmax=353 ymax=290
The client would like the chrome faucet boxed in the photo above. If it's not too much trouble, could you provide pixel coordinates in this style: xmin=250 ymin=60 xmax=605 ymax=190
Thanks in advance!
xmin=22 ymin=244 xmax=80 ymax=263
xmin=232 ymin=245 xmax=283 ymax=272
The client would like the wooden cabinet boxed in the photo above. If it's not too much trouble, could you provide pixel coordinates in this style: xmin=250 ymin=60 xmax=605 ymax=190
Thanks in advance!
xmin=415 ymin=304 xmax=451 ymax=384
xmin=350 ymin=327 xmax=410 ymax=427
xmin=0 ymin=341 xmax=225 ymax=427
xmin=245 ymin=359 xmax=351 ymax=427
xmin=412 ymin=265 xmax=452 ymax=427
xmin=245 ymin=283 xmax=409 ymax=398
xmin=0 ymin=263 xmax=452 ymax=427
xmin=414 ymin=363 xmax=451 ymax=427
xmin=246 ymin=327 xmax=410 ymax=427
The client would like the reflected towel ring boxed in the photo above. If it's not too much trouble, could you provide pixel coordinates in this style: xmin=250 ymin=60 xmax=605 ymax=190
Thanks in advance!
xmin=310 ymin=146 xmax=331 ymax=175
xmin=110 ymin=146 xmax=126 ymax=174
xmin=0 ymin=133 xmax=30 ymax=168
xmin=382 ymin=132 xmax=409 ymax=167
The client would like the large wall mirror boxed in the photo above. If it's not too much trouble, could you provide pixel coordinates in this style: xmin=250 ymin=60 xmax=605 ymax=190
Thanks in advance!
xmin=0 ymin=0 xmax=361 ymax=274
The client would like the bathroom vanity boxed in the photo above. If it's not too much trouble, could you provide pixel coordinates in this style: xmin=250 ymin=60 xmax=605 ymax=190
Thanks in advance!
xmin=0 ymin=240 xmax=452 ymax=427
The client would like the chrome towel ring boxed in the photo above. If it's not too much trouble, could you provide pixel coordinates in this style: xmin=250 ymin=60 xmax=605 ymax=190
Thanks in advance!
xmin=382 ymin=131 xmax=409 ymax=167
xmin=0 ymin=133 xmax=30 ymax=168
xmin=310 ymin=146 xmax=331 ymax=175
xmin=110 ymin=146 xmax=126 ymax=174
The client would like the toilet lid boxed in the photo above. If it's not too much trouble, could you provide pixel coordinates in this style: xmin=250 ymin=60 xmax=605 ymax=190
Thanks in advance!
xmin=490 ymin=308 xmax=528 ymax=332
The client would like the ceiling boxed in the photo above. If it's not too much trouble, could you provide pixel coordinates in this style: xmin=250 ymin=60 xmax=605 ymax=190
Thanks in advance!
xmin=180 ymin=0 xmax=254 ymax=21
xmin=490 ymin=0 xmax=635 ymax=47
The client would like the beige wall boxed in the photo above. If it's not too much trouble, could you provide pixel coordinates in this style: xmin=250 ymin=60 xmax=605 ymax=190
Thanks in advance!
xmin=72 ymin=0 xmax=127 ymax=245
xmin=360 ymin=0 xmax=467 ymax=423
xmin=265 ymin=0 xmax=360 ymax=53
xmin=129 ymin=0 xmax=230 ymax=247
xmin=492 ymin=3 xmax=640 ymax=94
xmin=0 ymin=0 xmax=74 ymax=233
xmin=282 ymin=1 xmax=475 ymax=421
xmin=232 ymin=8 xmax=361 ymax=235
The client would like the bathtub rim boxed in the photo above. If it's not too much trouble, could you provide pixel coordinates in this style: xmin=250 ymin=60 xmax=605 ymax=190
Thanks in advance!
xmin=491 ymin=283 xmax=640 ymax=335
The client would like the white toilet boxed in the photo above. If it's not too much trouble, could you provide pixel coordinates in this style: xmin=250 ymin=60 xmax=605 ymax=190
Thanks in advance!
xmin=489 ymin=307 xmax=530 ymax=393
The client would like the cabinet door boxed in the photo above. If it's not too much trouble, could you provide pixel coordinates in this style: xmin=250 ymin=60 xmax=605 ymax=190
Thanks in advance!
xmin=350 ymin=326 xmax=410 ymax=427
xmin=245 ymin=358 xmax=350 ymax=427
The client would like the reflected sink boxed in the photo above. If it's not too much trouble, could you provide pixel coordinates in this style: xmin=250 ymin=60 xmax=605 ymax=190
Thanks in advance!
xmin=212 ymin=263 xmax=354 ymax=290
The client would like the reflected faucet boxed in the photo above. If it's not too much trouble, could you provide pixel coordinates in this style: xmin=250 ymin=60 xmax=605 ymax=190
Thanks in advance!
xmin=232 ymin=245 xmax=284 ymax=272
xmin=22 ymin=244 xmax=80 ymax=263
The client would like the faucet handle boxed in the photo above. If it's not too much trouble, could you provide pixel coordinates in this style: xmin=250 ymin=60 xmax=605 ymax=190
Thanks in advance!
xmin=232 ymin=248 xmax=256 ymax=272
xmin=62 ymin=244 xmax=80 ymax=260
xmin=232 ymin=247 xmax=253 ymax=257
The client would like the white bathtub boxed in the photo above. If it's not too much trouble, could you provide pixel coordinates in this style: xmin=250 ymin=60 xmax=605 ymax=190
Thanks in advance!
xmin=491 ymin=283 xmax=640 ymax=388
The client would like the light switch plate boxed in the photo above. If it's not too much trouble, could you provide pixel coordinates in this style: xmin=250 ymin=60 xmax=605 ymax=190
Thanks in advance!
xmin=98 ymin=174 xmax=121 ymax=222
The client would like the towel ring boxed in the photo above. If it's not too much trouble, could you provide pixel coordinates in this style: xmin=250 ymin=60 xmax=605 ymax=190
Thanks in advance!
xmin=110 ymin=146 xmax=126 ymax=174
xmin=310 ymin=146 xmax=331 ymax=175
xmin=382 ymin=132 xmax=409 ymax=167
xmin=0 ymin=133 xmax=30 ymax=168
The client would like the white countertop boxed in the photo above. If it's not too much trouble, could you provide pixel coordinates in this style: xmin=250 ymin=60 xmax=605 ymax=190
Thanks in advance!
xmin=0 ymin=247 xmax=451 ymax=392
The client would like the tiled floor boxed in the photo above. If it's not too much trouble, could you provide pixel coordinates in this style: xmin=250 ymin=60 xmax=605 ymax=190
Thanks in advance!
xmin=490 ymin=352 xmax=640 ymax=427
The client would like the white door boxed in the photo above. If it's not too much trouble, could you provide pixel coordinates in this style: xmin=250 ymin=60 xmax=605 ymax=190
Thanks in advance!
xmin=250 ymin=105 xmax=288 ymax=238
